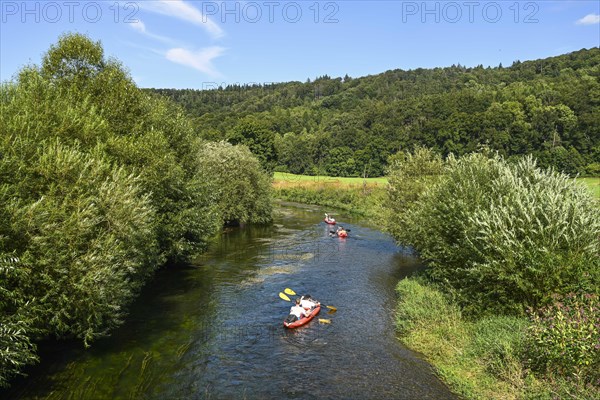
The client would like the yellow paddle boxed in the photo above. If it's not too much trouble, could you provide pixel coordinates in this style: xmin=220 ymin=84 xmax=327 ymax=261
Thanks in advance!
xmin=279 ymin=292 xmax=291 ymax=302
xmin=282 ymin=288 xmax=337 ymax=312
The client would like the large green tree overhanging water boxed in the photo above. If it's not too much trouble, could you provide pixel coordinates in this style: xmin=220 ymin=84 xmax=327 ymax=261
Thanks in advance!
xmin=0 ymin=33 xmax=272 ymax=387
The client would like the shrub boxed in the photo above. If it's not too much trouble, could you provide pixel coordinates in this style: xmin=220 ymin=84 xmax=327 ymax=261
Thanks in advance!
xmin=197 ymin=141 xmax=272 ymax=224
xmin=384 ymin=147 xmax=445 ymax=242
xmin=0 ymin=140 xmax=160 ymax=344
xmin=525 ymin=292 xmax=600 ymax=385
xmin=0 ymin=33 xmax=223 ymax=385
xmin=394 ymin=152 xmax=600 ymax=316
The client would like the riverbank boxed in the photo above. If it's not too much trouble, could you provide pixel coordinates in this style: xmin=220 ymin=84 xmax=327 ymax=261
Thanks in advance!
xmin=395 ymin=278 xmax=599 ymax=400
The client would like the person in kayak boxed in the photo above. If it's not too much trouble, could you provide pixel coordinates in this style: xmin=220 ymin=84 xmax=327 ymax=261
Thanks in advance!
xmin=336 ymin=226 xmax=347 ymax=237
xmin=324 ymin=213 xmax=335 ymax=223
xmin=289 ymin=298 xmax=309 ymax=321
xmin=300 ymin=294 xmax=319 ymax=311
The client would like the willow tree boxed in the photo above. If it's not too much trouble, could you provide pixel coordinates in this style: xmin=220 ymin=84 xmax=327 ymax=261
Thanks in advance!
xmin=9 ymin=32 xmax=220 ymax=262
xmin=0 ymin=33 xmax=222 ymax=386
xmin=197 ymin=141 xmax=273 ymax=225
xmin=391 ymin=152 xmax=600 ymax=316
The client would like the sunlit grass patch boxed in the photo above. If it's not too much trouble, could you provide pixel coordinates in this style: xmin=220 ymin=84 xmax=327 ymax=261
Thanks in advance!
xmin=578 ymin=177 xmax=599 ymax=200
xmin=273 ymin=172 xmax=387 ymax=189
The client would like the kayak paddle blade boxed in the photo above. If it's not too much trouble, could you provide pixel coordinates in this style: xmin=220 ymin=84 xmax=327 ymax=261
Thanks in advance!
xmin=279 ymin=292 xmax=291 ymax=302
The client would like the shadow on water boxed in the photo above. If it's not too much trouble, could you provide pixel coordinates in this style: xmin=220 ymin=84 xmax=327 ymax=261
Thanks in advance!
xmin=2 ymin=202 xmax=456 ymax=400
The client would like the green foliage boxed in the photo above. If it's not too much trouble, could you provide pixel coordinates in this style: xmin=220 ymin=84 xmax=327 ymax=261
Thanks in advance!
xmin=525 ymin=293 xmax=600 ymax=385
xmin=384 ymin=147 xmax=445 ymax=240
xmin=150 ymin=47 xmax=600 ymax=177
xmin=5 ymin=32 xmax=218 ymax=263
xmin=391 ymin=152 xmax=600 ymax=316
xmin=227 ymin=116 xmax=277 ymax=172
xmin=0 ymin=33 xmax=239 ymax=387
xmin=197 ymin=142 xmax=272 ymax=224
xmin=274 ymin=132 xmax=317 ymax=175
xmin=41 ymin=33 xmax=104 ymax=83
xmin=1 ymin=139 xmax=159 ymax=344
xmin=0 ymin=257 xmax=38 ymax=388
xmin=395 ymin=278 xmax=600 ymax=400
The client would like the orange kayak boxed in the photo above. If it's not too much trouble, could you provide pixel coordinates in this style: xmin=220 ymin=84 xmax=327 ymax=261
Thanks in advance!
xmin=283 ymin=305 xmax=321 ymax=328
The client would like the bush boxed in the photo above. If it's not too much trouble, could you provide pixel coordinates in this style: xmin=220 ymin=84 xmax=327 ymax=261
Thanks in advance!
xmin=394 ymin=152 xmax=600 ymax=316
xmin=0 ymin=257 xmax=38 ymax=387
xmin=197 ymin=141 xmax=272 ymax=224
xmin=525 ymin=292 xmax=600 ymax=385
xmin=0 ymin=141 xmax=159 ymax=344
xmin=0 ymin=33 xmax=226 ymax=386
xmin=384 ymin=147 xmax=445 ymax=242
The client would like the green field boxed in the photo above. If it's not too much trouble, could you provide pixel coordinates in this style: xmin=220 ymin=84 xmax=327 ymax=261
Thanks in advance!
xmin=273 ymin=172 xmax=388 ymax=186
xmin=273 ymin=173 xmax=599 ymax=199
xmin=579 ymin=177 xmax=600 ymax=199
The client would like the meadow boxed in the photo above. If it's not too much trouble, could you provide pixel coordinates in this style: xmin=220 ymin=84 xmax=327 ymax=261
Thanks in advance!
xmin=273 ymin=172 xmax=599 ymax=200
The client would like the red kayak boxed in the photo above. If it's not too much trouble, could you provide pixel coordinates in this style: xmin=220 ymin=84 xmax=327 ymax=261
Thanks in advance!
xmin=324 ymin=218 xmax=336 ymax=225
xmin=284 ymin=305 xmax=321 ymax=328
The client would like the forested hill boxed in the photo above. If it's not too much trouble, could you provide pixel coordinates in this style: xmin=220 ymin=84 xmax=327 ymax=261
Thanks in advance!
xmin=147 ymin=47 xmax=600 ymax=177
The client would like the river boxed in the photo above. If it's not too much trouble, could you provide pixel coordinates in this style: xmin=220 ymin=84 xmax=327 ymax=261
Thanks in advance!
xmin=3 ymin=202 xmax=456 ymax=399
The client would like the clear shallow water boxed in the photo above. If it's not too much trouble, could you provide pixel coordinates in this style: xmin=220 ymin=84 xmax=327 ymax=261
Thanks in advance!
xmin=3 ymin=202 xmax=456 ymax=399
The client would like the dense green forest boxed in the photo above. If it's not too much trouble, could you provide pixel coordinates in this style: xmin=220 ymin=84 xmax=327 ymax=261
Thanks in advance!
xmin=0 ymin=34 xmax=272 ymax=387
xmin=148 ymin=47 xmax=600 ymax=177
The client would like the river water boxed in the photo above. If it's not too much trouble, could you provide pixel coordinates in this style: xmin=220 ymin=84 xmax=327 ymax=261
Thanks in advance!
xmin=4 ymin=202 xmax=456 ymax=399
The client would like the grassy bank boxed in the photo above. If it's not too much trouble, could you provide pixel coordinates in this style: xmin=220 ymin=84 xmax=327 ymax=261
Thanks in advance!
xmin=273 ymin=172 xmax=388 ymax=186
xmin=272 ymin=172 xmax=387 ymax=217
xmin=395 ymin=278 xmax=599 ymax=400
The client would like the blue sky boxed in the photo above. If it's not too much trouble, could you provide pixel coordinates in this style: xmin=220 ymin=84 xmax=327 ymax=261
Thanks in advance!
xmin=1 ymin=1 xmax=599 ymax=89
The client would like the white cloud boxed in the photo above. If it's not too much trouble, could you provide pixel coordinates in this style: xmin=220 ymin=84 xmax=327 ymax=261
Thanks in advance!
xmin=129 ymin=19 xmax=177 ymax=45
xmin=140 ymin=0 xmax=224 ymax=39
xmin=130 ymin=19 xmax=146 ymax=33
xmin=166 ymin=47 xmax=226 ymax=77
xmin=576 ymin=14 xmax=600 ymax=25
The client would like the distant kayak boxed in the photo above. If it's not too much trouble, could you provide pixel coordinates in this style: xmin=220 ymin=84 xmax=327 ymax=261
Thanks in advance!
xmin=284 ymin=305 xmax=321 ymax=329
xmin=324 ymin=218 xmax=336 ymax=225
